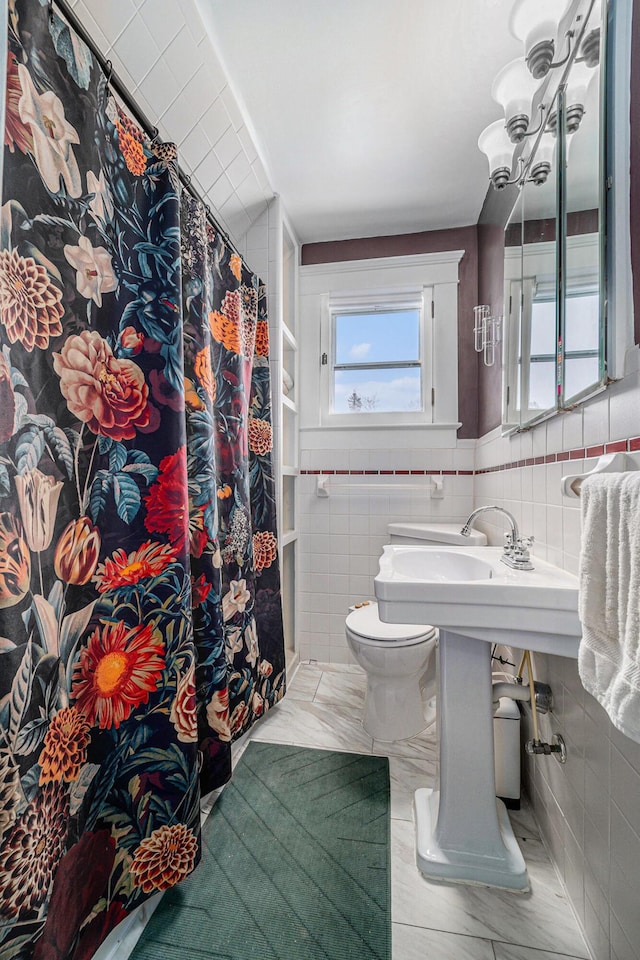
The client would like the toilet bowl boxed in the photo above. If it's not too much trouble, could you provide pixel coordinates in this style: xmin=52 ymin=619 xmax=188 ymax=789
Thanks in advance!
xmin=345 ymin=522 xmax=488 ymax=742
xmin=346 ymin=601 xmax=437 ymax=741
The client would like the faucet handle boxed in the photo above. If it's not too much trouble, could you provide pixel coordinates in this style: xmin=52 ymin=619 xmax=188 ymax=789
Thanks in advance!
xmin=513 ymin=536 xmax=535 ymax=562
xmin=502 ymin=534 xmax=535 ymax=570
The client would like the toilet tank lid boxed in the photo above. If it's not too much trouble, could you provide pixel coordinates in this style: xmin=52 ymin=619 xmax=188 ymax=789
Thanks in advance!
xmin=387 ymin=522 xmax=487 ymax=545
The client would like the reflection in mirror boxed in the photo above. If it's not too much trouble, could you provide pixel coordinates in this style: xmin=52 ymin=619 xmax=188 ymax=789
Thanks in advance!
xmin=503 ymin=142 xmax=559 ymax=427
xmin=562 ymin=25 xmax=604 ymax=405
xmin=498 ymin=0 xmax=606 ymax=433
xmin=521 ymin=159 xmax=559 ymax=422
xmin=503 ymin=193 xmax=523 ymax=429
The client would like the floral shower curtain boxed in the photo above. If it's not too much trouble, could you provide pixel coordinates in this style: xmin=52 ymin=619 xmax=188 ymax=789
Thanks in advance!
xmin=0 ymin=1 xmax=285 ymax=957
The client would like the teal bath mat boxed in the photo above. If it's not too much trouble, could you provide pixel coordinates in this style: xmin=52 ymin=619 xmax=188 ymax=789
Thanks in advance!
xmin=130 ymin=742 xmax=391 ymax=960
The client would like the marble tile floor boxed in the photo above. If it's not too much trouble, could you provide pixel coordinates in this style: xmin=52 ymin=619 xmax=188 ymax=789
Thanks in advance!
xmin=101 ymin=660 xmax=592 ymax=960
xmin=246 ymin=660 xmax=592 ymax=960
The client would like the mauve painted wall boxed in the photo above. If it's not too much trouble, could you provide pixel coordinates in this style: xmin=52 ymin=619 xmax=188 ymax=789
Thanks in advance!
xmin=505 ymin=210 xmax=599 ymax=246
xmin=301 ymin=228 xmax=480 ymax=438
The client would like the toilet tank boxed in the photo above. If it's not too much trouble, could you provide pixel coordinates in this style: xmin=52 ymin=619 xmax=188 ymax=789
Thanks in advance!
xmin=387 ymin=522 xmax=487 ymax=546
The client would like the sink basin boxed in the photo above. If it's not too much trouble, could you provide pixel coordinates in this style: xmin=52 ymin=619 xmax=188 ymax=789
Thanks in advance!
xmin=388 ymin=549 xmax=494 ymax=582
xmin=375 ymin=545 xmax=581 ymax=658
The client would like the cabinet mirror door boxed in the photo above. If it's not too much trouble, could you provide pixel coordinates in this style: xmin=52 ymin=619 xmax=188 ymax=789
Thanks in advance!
xmin=503 ymin=193 xmax=523 ymax=430
xmin=560 ymin=29 xmax=605 ymax=406
xmin=503 ymin=156 xmax=559 ymax=428
xmin=500 ymin=0 xmax=606 ymax=433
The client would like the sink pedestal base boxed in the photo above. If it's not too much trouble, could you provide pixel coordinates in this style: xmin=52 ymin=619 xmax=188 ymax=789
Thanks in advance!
xmin=415 ymin=789 xmax=527 ymax=890
xmin=414 ymin=629 xmax=529 ymax=892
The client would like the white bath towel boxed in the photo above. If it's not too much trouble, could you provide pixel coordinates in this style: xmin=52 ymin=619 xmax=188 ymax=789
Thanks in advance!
xmin=578 ymin=472 xmax=640 ymax=743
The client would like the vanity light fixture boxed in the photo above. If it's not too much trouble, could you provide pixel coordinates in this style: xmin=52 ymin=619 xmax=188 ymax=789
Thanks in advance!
xmin=491 ymin=59 xmax=544 ymax=142
xmin=478 ymin=0 xmax=602 ymax=190
xmin=480 ymin=0 xmax=602 ymax=191
xmin=510 ymin=0 xmax=572 ymax=79
xmin=473 ymin=305 xmax=503 ymax=367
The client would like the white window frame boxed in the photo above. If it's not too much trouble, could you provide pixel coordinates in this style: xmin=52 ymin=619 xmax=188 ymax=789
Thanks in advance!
xmin=325 ymin=289 xmax=431 ymax=427
xmin=299 ymin=251 xmax=463 ymax=432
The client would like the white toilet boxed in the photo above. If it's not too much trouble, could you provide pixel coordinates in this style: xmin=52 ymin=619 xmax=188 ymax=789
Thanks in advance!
xmin=345 ymin=523 xmax=487 ymax=742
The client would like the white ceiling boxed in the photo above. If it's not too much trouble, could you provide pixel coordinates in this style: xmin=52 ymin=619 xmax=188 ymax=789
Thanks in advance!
xmin=197 ymin=0 xmax=523 ymax=244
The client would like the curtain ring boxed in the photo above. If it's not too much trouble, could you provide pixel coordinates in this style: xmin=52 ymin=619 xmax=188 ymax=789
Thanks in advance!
xmin=104 ymin=59 xmax=113 ymax=88
xmin=183 ymin=174 xmax=192 ymax=187
xmin=150 ymin=126 xmax=159 ymax=145
xmin=48 ymin=0 xmax=55 ymax=23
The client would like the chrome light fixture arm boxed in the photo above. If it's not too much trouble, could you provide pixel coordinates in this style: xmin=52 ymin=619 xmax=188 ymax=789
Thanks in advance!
xmin=507 ymin=102 xmax=547 ymax=144
xmin=548 ymin=29 xmax=575 ymax=70
xmin=521 ymin=103 xmax=547 ymax=140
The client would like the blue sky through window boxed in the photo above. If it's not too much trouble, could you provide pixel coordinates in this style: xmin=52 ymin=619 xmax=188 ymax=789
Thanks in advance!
xmin=335 ymin=310 xmax=420 ymax=365
xmin=333 ymin=308 xmax=422 ymax=413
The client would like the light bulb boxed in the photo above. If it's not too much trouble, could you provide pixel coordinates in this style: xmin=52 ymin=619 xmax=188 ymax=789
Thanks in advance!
xmin=580 ymin=0 xmax=602 ymax=67
xmin=492 ymin=59 xmax=543 ymax=142
xmin=510 ymin=0 xmax=571 ymax=78
xmin=478 ymin=120 xmax=515 ymax=189
xmin=529 ymin=131 xmax=555 ymax=185
xmin=564 ymin=61 xmax=593 ymax=132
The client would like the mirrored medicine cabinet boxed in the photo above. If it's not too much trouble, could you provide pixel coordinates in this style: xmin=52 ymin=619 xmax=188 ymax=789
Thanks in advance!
xmin=500 ymin=0 xmax=606 ymax=432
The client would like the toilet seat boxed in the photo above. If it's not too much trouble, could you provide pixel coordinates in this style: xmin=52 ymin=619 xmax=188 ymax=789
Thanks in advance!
xmin=346 ymin=602 xmax=436 ymax=646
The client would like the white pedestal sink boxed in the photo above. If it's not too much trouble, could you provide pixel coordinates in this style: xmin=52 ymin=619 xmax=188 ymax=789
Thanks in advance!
xmin=374 ymin=545 xmax=581 ymax=892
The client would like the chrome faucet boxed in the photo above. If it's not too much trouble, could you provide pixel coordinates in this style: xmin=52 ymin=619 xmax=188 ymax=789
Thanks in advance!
xmin=460 ymin=505 xmax=534 ymax=570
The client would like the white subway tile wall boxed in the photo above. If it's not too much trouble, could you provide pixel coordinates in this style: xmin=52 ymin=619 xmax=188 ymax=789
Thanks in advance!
xmin=477 ymin=368 xmax=640 ymax=960
xmin=296 ymin=445 xmax=475 ymax=665
xmin=75 ymin=0 xmax=273 ymax=252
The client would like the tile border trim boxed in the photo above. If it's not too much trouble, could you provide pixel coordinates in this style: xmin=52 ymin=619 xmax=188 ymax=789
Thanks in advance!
xmin=299 ymin=469 xmax=474 ymax=476
xmin=299 ymin=435 xmax=640 ymax=477
xmin=474 ymin=436 xmax=639 ymax=474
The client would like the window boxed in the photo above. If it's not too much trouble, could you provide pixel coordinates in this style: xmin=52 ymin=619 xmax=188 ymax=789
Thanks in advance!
xmin=324 ymin=290 xmax=432 ymax=426
xmin=299 ymin=251 xmax=463 ymax=433
xmin=331 ymin=300 xmax=423 ymax=415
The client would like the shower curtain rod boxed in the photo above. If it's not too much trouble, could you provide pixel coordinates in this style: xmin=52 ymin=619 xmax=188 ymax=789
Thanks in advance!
xmin=50 ymin=0 xmax=243 ymax=258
